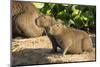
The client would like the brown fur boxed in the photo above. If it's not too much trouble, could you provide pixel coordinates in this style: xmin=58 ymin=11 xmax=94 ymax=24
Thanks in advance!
xmin=12 ymin=1 xmax=45 ymax=38
xmin=12 ymin=1 xmax=60 ymax=52
xmin=36 ymin=15 xmax=64 ymax=52
xmin=49 ymin=23 xmax=93 ymax=55
xmin=12 ymin=1 xmax=59 ymax=38
xmin=36 ymin=15 xmax=57 ymax=28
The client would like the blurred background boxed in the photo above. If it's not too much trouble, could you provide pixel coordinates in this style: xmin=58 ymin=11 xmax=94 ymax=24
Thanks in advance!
xmin=33 ymin=3 xmax=96 ymax=34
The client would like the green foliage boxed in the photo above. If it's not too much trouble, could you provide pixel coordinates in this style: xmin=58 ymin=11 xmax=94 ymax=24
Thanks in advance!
xmin=40 ymin=3 xmax=96 ymax=33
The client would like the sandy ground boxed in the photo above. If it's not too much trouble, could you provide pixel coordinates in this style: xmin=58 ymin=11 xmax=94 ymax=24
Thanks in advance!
xmin=11 ymin=36 xmax=96 ymax=66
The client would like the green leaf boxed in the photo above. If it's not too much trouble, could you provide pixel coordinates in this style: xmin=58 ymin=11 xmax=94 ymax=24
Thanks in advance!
xmin=58 ymin=11 xmax=63 ymax=15
xmin=46 ymin=10 xmax=51 ymax=14
xmin=63 ymin=4 xmax=68 ymax=6
xmin=74 ymin=15 xmax=80 ymax=20
xmin=72 ymin=9 xmax=80 ymax=16
xmin=72 ymin=5 xmax=78 ymax=11
xmin=33 ymin=3 xmax=44 ymax=8
xmin=82 ymin=16 xmax=88 ymax=21
xmin=69 ymin=19 xmax=75 ymax=24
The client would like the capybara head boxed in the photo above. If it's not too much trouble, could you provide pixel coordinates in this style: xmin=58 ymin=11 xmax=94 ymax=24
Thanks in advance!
xmin=49 ymin=23 xmax=66 ymax=35
xmin=35 ymin=15 xmax=57 ymax=28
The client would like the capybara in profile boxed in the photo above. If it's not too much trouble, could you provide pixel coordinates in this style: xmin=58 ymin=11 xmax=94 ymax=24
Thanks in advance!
xmin=49 ymin=23 xmax=93 ymax=55
xmin=11 ymin=1 xmax=60 ymax=52
xmin=36 ymin=15 xmax=57 ymax=28
xmin=12 ymin=1 xmax=60 ymax=38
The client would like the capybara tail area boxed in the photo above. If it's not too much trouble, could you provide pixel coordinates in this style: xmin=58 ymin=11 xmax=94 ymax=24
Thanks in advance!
xmin=82 ymin=37 xmax=93 ymax=52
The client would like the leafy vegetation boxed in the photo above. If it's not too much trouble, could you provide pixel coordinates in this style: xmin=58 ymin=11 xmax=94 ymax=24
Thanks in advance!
xmin=39 ymin=3 xmax=96 ymax=33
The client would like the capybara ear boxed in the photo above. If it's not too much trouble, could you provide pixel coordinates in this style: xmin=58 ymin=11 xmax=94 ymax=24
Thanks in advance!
xmin=35 ymin=18 xmax=41 ymax=27
xmin=35 ymin=14 xmax=45 ymax=27
xmin=35 ymin=14 xmax=46 ymax=27
xmin=50 ymin=17 xmax=57 ymax=26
